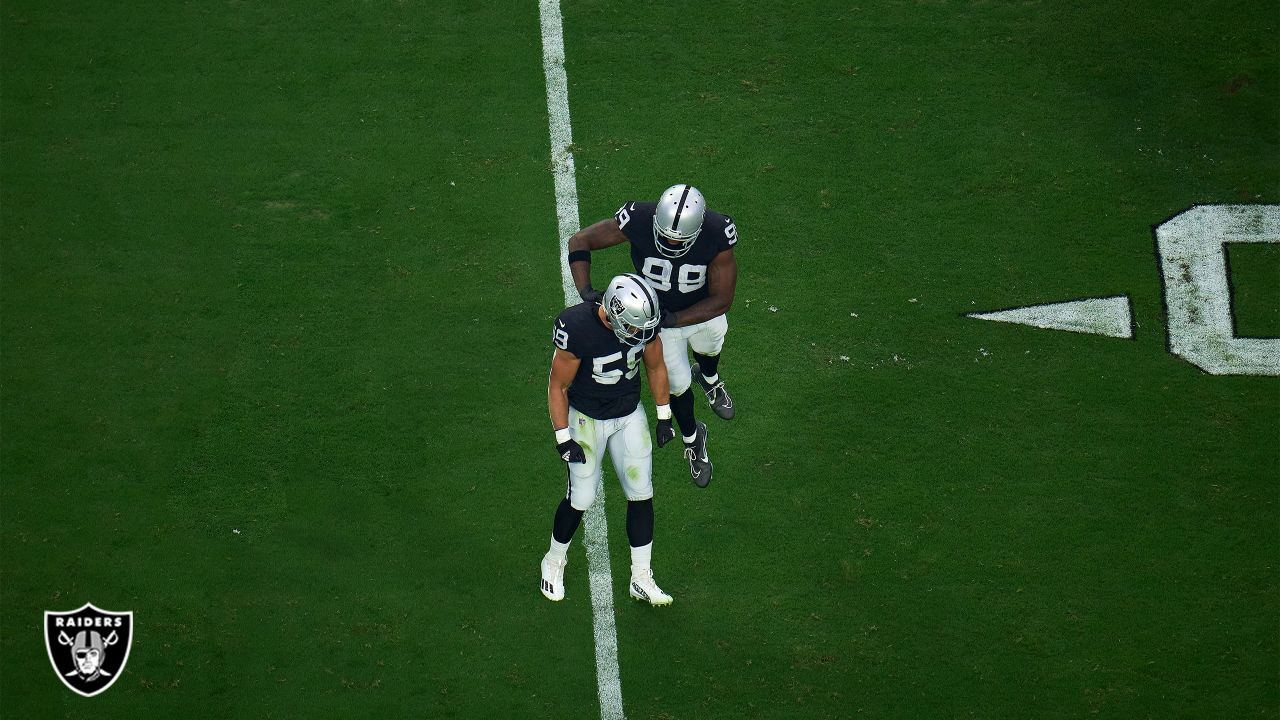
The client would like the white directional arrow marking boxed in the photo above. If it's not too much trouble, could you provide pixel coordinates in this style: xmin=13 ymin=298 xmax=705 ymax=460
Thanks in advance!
xmin=967 ymin=296 xmax=1135 ymax=339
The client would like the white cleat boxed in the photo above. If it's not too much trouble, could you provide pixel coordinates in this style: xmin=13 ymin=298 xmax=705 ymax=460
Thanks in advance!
xmin=540 ymin=553 xmax=567 ymax=602
xmin=629 ymin=568 xmax=673 ymax=607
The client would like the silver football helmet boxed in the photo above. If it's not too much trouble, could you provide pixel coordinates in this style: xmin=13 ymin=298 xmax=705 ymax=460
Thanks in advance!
xmin=653 ymin=184 xmax=705 ymax=259
xmin=602 ymin=273 xmax=661 ymax=346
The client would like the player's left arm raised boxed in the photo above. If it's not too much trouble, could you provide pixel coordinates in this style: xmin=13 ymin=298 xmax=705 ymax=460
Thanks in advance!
xmin=643 ymin=336 xmax=676 ymax=448
xmin=670 ymin=248 xmax=737 ymax=327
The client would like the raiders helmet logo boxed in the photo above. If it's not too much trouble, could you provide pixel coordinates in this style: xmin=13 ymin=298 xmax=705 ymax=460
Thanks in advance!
xmin=44 ymin=602 xmax=134 ymax=697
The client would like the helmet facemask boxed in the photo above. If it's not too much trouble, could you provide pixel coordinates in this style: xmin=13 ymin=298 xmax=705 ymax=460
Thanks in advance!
xmin=653 ymin=218 xmax=700 ymax=259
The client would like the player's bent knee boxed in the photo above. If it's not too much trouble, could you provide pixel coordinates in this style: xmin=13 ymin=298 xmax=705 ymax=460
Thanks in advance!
xmin=693 ymin=316 xmax=728 ymax=353
xmin=669 ymin=371 xmax=692 ymax=396
xmin=568 ymin=463 xmax=600 ymax=510
xmin=569 ymin=484 xmax=597 ymax=511
xmin=692 ymin=334 xmax=725 ymax=356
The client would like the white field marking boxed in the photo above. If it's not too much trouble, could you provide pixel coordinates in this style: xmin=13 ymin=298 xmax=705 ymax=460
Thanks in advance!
xmin=538 ymin=2 xmax=626 ymax=720
xmin=967 ymin=296 xmax=1134 ymax=339
xmin=1156 ymin=204 xmax=1279 ymax=376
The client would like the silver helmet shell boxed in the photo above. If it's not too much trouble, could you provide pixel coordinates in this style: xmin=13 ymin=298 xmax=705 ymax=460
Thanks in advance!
xmin=602 ymin=273 xmax=661 ymax=346
xmin=653 ymin=184 xmax=705 ymax=259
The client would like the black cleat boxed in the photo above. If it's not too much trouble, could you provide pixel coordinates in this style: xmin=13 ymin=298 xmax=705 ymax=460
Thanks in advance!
xmin=683 ymin=421 xmax=713 ymax=488
xmin=690 ymin=363 xmax=734 ymax=420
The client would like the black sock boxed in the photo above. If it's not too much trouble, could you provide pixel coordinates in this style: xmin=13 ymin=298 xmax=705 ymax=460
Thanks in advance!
xmin=671 ymin=389 xmax=697 ymax=438
xmin=692 ymin=351 xmax=721 ymax=381
xmin=626 ymin=499 xmax=654 ymax=547
xmin=552 ymin=497 xmax=584 ymax=544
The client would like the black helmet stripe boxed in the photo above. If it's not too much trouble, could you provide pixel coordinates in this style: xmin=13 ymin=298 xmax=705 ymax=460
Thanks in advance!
xmin=639 ymin=276 xmax=658 ymax=315
xmin=623 ymin=273 xmax=659 ymax=315
xmin=669 ymin=184 xmax=692 ymax=235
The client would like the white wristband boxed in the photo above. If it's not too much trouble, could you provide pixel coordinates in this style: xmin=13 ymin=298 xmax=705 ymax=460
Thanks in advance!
xmin=655 ymin=404 xmax=672 ymax=421
xmin=555 ymin=428 xmax=571 ymax=444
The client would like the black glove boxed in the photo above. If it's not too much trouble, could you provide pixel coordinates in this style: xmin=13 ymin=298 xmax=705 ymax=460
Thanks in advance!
xmin=659 ymin=309 xmax=679 ymax=329
xmin=579 ymin=287 xmax=603 ymax=305
xmin=557 ymin=438 xmax=586 ymax=463
xmin=655 ymin=418 xmax=675 ymax=448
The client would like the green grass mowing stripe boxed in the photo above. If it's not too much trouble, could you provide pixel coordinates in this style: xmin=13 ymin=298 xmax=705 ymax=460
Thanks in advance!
xmin=1227 ymin=242 xmax=1280 ymax=338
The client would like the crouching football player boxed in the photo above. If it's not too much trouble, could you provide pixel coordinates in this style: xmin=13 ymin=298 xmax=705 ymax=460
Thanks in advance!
xmin=540 ymin=274 xmax=678 ymax=606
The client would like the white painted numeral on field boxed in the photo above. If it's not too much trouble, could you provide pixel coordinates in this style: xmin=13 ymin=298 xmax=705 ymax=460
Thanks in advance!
xmin=1156 ymin=204 xmax=1280 ymax=376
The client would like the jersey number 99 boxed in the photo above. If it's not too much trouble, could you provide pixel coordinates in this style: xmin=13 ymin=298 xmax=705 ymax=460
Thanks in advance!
xmin=642 ymin=257 xmax=707 ymax=293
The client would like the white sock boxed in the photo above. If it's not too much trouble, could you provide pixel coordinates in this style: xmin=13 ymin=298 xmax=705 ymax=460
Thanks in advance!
xmin=703 ymin=373 xmax=719 ymax=385
xmin=682 ymin=433 xmax=696 ymax=444
xmin=630 ymin=542 xmax=652 ymax=574
xmin=548 ymin=537 xmax=570 ymax=562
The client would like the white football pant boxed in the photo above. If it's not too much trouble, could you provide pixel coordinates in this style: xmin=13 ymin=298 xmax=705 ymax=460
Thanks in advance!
xmin=565 ymin=403 xmax=653 ymax=511
xmin=659 ymin=313 xmax=728 ymax=396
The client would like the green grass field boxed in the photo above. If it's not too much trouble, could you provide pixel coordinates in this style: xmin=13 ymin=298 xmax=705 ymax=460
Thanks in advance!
xmin=3 ymin=1 xmax=1277 ymax=718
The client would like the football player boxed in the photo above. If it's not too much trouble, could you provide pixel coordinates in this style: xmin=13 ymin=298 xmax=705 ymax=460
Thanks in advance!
xmin=541 ymin=273 xmax=678 ymax=606
xmin=567 ymin=184 xmax=736 ymax=488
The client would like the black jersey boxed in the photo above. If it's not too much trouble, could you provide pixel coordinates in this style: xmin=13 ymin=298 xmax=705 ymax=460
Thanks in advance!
xmin=553 ymin=301 xmax=653 ymax=420
xmin=614 ymin=201 xmax=738 ymax=314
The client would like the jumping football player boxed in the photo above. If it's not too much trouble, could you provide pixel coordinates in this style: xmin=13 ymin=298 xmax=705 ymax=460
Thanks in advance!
xmin=541 ymin=273 xmax=678 ymax=606
xmin=567 ymin=184 xmax=737 ymax=488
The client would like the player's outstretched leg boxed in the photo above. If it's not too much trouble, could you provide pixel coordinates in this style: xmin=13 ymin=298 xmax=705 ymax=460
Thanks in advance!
xmin=690 ymin=358 xmax=734 ymax=420
xmin=682 ymin=420 xmax=713 ymax=488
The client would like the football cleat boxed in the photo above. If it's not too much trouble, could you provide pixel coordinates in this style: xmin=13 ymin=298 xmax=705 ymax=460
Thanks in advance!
xmin=540 ymin=553 xmax=567 ymax=602
xmin=683 ymin=421 xmax=713 ymax=488
xmin=629 ymin=568 xmax=673 ymax=606
xmin=690 ymin=362 xmax=735 ymax=420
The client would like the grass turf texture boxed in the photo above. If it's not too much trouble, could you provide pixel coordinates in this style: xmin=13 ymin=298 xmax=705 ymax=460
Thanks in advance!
xmin=1229 ymin=243 xmax=1280 ymax=337
xmin=2 ymin=1 xmax=1277 ymax=718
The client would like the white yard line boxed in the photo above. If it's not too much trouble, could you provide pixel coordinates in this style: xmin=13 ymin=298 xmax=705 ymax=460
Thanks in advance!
xmin=538 ymin=2 xmax=627 ymax=719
